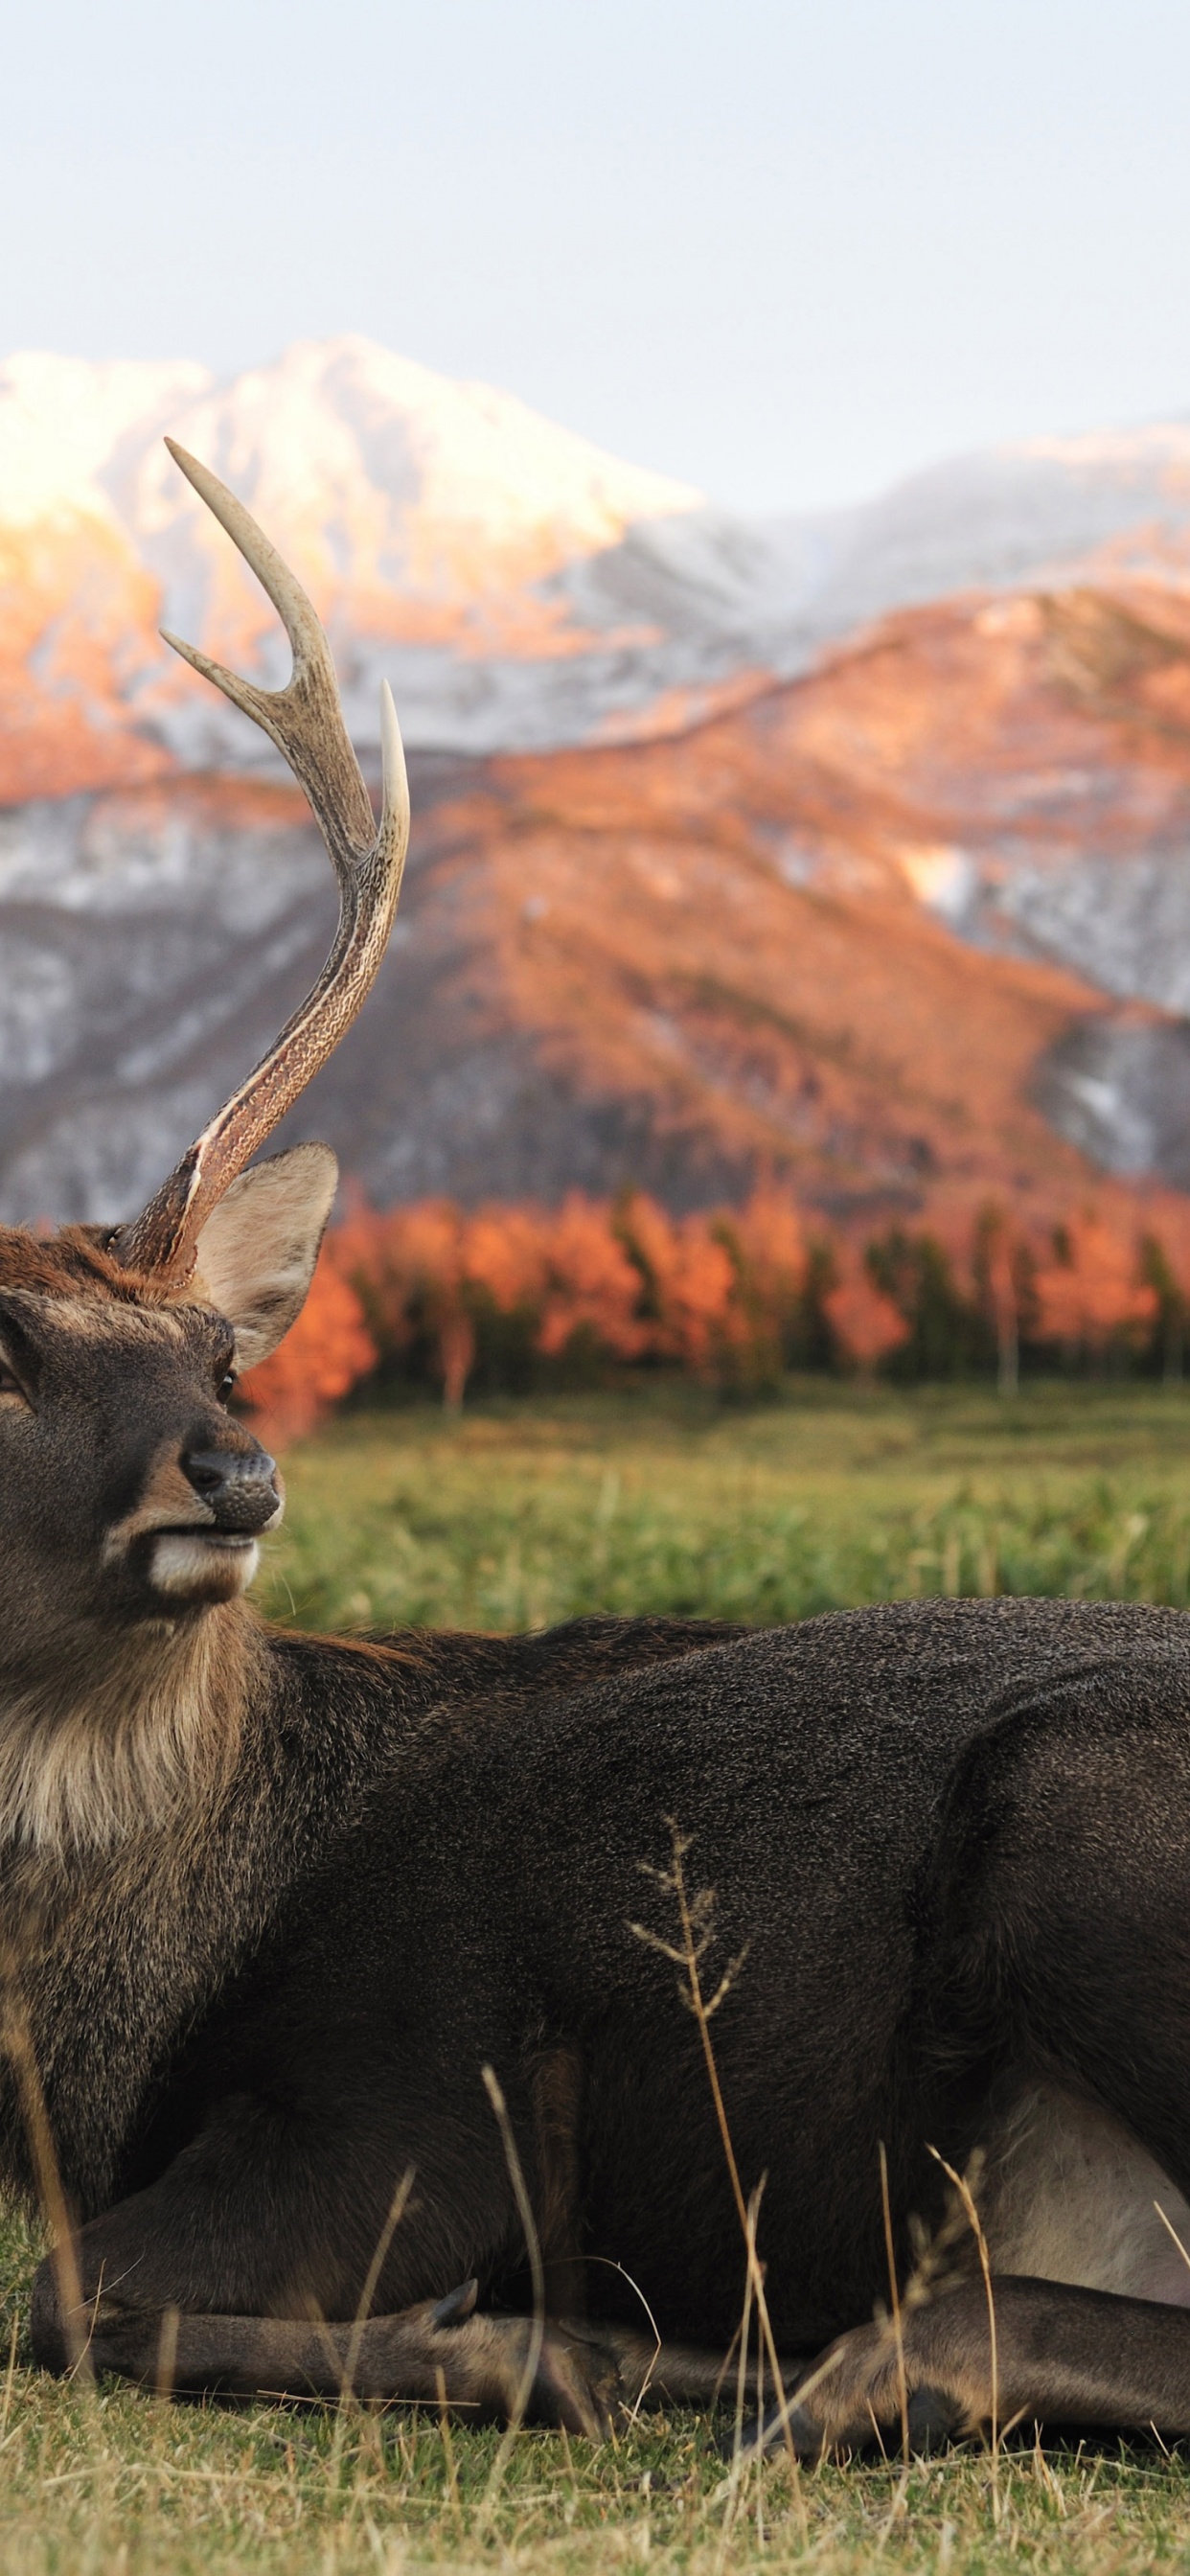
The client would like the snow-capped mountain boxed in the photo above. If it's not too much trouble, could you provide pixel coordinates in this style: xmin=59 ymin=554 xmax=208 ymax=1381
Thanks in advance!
xmin=11 ymin=335 xmax=1190 ymax=802
xmin=0 ymin=337 xmax=760 ymax=791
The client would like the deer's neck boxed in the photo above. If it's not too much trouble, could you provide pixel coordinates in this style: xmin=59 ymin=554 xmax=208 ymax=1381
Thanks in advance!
xmin=0 ymin=1605 xmax=260 ymax=1862
xmin=0 ymin=1619 xmax=419 ymax=2217
xmin=0 ymin=1607 xmax=285 ymax=2214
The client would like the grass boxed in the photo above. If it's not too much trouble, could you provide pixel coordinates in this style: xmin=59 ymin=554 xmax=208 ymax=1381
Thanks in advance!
xmin=7 ymin=2335 xmax=1190 ymax=2576
xmin=12 ymin=1376 xmax=1190 ymax=2571
xmin=257 ymin=1373 xmax=1190 ymax=1633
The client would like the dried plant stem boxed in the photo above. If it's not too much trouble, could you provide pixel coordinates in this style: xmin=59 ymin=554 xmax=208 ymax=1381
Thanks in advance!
xmin=731 ymin=2189 xmax=758 ymax=2472
xmin=929 ymin=2145 xmax=999 ymax=2522
xmin=325 ymin=2161 xmax=417 ymax=2491
xmin=1 ymin=2312 xmax=17 ymax=2440
xmin=584 ymin=2256 xmax=663 ymax=2423
xmin=152 ymin=2305 xmax=180 ymax=2404
xmin=0 ymin=1978 xmax=91 ymax=2383
xmin=635 ymin=1825 xmax=807 ymax=2535
xmin=476 ymin=2062 xmax=546 ymax=2534
xmin=716 ymin=2190 xmax=762 ymax=2573
xmin=880 ymin=2138 xmax=911 ymax=2505
xmin=1155 ymin=2199 xmax=1190 ymax=2279
xmin=338 ymin=2166 xmax=416 ymax=2410
xmin=436 ymin=2366 xmax=462 ymax=2523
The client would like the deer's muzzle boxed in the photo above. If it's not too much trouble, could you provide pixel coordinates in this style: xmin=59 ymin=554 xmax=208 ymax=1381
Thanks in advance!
xmin=181 ymin=1448 xmax=281 ymax=1535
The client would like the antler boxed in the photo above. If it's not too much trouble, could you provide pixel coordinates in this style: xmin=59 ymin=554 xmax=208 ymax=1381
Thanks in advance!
xmin=111 ymin=439 xmax=410 ymax=1283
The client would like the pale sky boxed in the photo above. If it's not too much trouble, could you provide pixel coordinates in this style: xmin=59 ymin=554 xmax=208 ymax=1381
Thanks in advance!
xmin=4 ymin=0 xmax=1190 ymax=513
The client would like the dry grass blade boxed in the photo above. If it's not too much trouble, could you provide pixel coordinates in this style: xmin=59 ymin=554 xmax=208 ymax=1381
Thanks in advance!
xmin=475 ymin=2062 xmax=547 ymax=2534
xmin=325 ymin=2162 xmax=417 ymax=2490
xmin=0 ymin=1966 xmax=91 ymax=2385
xmin=928 ymin=2145 xmax=1000 ymax=2522
xmin=880 ymin=2139 xmax=911 ymax=2509
xmin=1154 ymin=2199 xmax=1190 ymax=2281
xmin=584 ymin=2255 xmax=663 ymax=2422
xmin=633 ymin=1825 xmax=807 ymax=2536
xmin=339 ymin=2165 xmax=416 ymax=2410
xmin=152 ymin=2305 xmax=179 ymax=2404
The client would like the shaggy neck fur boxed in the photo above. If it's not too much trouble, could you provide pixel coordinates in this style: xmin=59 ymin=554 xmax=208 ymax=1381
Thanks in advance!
xmin=0 ymin=1606 xmax=259 ymax=1859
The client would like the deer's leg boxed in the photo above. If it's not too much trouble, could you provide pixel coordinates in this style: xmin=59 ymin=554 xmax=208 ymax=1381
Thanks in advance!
xmin=24 ymin=2079 xmax=721 ymax=2432
xmin=32 ymin=2262 xmax=762 ymax=2431
xmin=33 ymin=2270 xmax=628 ymax=2433
xmin=25 ymin=2077 xmax=630 ymax=2429
xmin=754 ymin=2276 xmax=1190 ymax=2457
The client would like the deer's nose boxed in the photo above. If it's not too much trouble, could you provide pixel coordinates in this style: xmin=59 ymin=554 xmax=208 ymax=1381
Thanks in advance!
xmin=181 ymin=1447 xmax=280 ymax=1533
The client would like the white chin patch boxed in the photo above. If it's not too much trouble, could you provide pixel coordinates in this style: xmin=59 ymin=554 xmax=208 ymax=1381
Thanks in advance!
xmin=149 ymin=1533 xmax=261 ymax=1600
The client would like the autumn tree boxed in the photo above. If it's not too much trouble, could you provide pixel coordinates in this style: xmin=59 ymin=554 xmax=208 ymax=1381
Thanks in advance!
xmin=1142 ymin=1230 xmax=1188 ymax=1381
xmin=615 ymin=1195 xmax=738 ymax=1379
xmin=968 ymin=1204 xmax=1037 ymax=1396
xmin=536 ymin=1196 xmax=648 ymax=1367
xmin=236 ymin=1183 xmax=1180 ymax=1431
xmin=239 ymin=1259 xmax=377 ymax=1445
xmin=715 ymin=1193 xmax=807 ymax=1390
xmin=1032 ymin=1211 xmax=1157 ymax=1368
xmin=331 ymin=1202 xmax=478 ymax=1409
xmin=822 ymin=1254 xmax=910 ymax=1381
xmin=866 ymin=1226 xmax=978 ymax=1379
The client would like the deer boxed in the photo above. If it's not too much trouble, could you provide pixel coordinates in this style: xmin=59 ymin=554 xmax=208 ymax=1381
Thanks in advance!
xmin=10 ymin=441 xmax=1190 ymax=2459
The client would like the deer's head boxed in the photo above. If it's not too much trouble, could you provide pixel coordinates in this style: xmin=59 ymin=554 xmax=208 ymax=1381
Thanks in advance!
xmin=0 ymin=445 xmax=409 ymax=1676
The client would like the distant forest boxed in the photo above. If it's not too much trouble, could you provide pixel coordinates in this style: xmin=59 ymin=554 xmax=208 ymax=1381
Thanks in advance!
xmin=239 ymin=1191 xmax=1190 ymax=1440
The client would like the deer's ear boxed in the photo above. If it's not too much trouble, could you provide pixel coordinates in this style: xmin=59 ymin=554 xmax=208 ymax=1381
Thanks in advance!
xmin=191 ymin=1144 xmax=338 ymax=1370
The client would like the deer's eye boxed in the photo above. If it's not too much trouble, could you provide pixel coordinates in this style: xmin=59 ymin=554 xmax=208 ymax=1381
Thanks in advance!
xmin=0 ymin=1363 xmax=25 ymax=1400
xmin=217 ymin=1372 xmax=237 ymax=1405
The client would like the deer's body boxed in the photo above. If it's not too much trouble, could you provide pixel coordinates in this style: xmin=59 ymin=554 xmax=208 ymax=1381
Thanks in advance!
xmin=13 ymin=445 xmax=1190 ymax=2453
xmin=21 ymin=1589 xmax=1190 ymax=2445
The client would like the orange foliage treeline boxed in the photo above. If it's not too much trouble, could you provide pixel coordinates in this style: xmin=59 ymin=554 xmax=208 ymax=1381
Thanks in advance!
xmin=239 ymin=1188 xmax=1190 ymax=1442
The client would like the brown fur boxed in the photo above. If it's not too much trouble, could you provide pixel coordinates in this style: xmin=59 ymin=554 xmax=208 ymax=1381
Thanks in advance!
xmin=0 ymin=1226 xmax=163 ymax=1304
xmin=103 ymin=1443 xmax=223 ymax=1556
xmin=0 ymin=1606 xmax=256 ymax=1858
xmin=532 ymin=2045 xmax=587 ymax=2316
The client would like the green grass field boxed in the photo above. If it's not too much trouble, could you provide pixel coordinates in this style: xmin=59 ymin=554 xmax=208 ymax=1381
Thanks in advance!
xmin=11 ymin=1378 xmax=1190 ymax=2574
xmin=259 ymin=1375 xmax=1190 ymax=1633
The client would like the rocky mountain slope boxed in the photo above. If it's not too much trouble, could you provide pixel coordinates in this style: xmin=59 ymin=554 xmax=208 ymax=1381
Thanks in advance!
xmin=7 ymin=576 xmax=1190 ymax=1229
xmin=7 ymin=340 xmax=1190 ymax=1224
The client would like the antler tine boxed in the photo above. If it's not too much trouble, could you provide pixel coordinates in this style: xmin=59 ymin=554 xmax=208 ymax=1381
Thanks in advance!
xmin=111 ymin=445 xmax=410 ymax=1284
xmin=159 ymin=437 xmax=378 ymax=865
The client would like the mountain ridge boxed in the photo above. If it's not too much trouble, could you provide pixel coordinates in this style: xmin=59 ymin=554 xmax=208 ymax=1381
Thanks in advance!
xmin=11 ymin=337 xmax=1190 ymax=795
xmin=8 ymin=342 xmax=1190 ymax=1224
